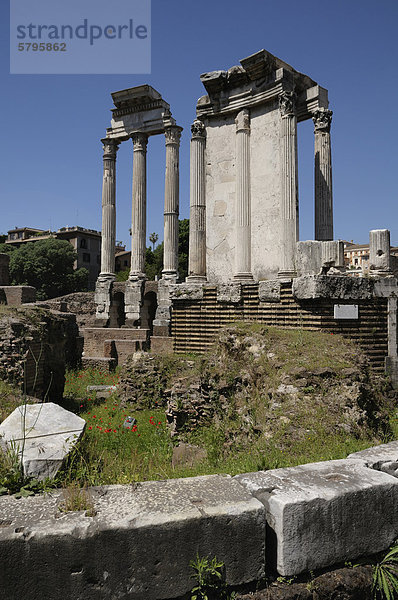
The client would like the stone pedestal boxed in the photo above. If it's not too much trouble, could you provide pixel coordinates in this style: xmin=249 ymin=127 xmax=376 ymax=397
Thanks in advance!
xmin=100 ymin=138 xmax=119 ymax=279
xmin=129 ymin=132 xmax=148 ymax=281
xmin=187 ymin=120 xmax=207 ymax=282
xmin=153 ymin=279 xmax=173 ymax=335
xmin=313 ymin=109 xmax=333 ymax=241
xmin=234 ymin=109 xmax=253 ymax=282
xmin=163 ymin=126 xmax=182 ymax=280
xmin=321 ymin=240 xmax=345 ymax=273
xmin=369 ymin=229 xmax=391 ymax=274
xmin=95 ymin=278 xmax=113 ymax=325
xmin=278 ymin=91 xmax=298 ymax=278
xmin=124 ymin=279 xmax=145 ymax=327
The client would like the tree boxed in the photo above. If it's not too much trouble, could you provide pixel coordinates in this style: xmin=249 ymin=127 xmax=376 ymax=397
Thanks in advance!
xmin=149 ymin=232 xmax=158 ymax=252
xmin=9 ymin=239 xmax=89 ymax=300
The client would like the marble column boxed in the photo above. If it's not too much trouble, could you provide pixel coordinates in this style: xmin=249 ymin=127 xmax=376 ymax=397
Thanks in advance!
xmin=369 ymin=229 xmax=391 ymax=274
xmin=163 ymin=125 xmax=182 ymax=280
xmin=99 ymin=137 xmax=120 ymax=279
xmin=187 ymin=119 xmax=207 ymax=281
xmin=129 ymin=132 xmax=148 ymax=280
xmin=278 ymin=91 xmax=298 ymax=278
xmin=313 ymin=108 xmax=333 ymax=241
xmin=234 ymin=108 xmax=253 ymax=281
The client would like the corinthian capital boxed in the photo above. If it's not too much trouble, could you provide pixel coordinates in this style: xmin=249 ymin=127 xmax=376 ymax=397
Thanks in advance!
xmin=191 ymin=119 xmax=206 ymax=139
xmin=165 ymin=125 xmax=183 ymax=146
xmin=235 ymin=108 xmax=250 ymax=132
xmin=312 ymin=108 xmax=333 ymax=133
xmin=279 ymin=91 xmax=296 ymax=117
xmin=101 ymin=137 xmax=120 ymax=158
xmin=131 ymin=132 xmax=148 ymax=152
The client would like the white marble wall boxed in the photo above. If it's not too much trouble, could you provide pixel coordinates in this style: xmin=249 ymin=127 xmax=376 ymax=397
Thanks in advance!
xmin=205 ymin=103 xmax=283 ymax=283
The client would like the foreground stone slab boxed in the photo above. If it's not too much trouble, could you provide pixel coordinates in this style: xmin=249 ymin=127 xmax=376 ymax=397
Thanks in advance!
xmin=0 ymin=476 xmax=265 ymax=600
xmin=0 ymin=403 xmax=85 ymax=480
xmin=235 ymin=459 xmax=398 ymax=576
xmin=348 ymin=441 xmax=398 ymax=478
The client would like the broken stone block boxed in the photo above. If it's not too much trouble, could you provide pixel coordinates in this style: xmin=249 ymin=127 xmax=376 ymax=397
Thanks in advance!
xmin=348 ymin=440 xmax=398 ymax=478
xmin=0 ymin=403 xmax=85 ymax=480
xmin=235 ymin=459 xmax=398 ymax=576
xmin=86 ymin=385 xmax=117 ymax=399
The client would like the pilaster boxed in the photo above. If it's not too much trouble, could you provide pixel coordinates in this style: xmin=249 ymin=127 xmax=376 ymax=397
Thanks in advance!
xmin=187 ymin=119 xmax=207 ymax=282
xmin=234 ymin=109 xmax=253 ymax=282
xmin=278 ymin=91 xmax=298 ymax=278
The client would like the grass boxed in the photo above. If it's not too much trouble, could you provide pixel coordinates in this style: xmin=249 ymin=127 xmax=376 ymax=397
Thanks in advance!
xmin=0 ymin=380 xmax=25 ymax=422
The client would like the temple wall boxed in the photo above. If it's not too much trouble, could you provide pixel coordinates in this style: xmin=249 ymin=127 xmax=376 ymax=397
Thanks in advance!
xmin=205 ymin=102 xmax=283 ymax=283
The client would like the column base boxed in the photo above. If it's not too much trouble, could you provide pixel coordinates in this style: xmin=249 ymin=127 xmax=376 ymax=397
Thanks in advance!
xmin=128 ymin=272 xmax=146 ymax=282
xmin=161 ymin=271 xmax=178 ymax=283
xmin=278 ymin=270 xmax=296 ymax=279
xmin=186 ymin=275 xmax=207 ymax=283
xmin=233 ymin=272 xmax=254 ymax=282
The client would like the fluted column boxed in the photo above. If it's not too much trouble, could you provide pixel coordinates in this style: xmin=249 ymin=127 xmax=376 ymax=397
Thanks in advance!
xmin=234 ymin=109 xmax=253 ymax=281
xmin=313 ymin=108 xmax=333 ymax=241
xmin=100 ymin=137 xmax=120 ymax=279
xmin=163 ymin=125 xmax=182 ymax=280
xmin=187 ymin=119 xmax=207 ymax=281
xmin=129 ymin=132 xmax=148 ymax=280
xmin=278 ymin=91 xmax=298 ymax=278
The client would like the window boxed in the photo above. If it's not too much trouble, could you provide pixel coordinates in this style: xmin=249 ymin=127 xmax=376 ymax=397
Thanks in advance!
xmin=83 ymin=253 xmax=90 ymax=263
xmin=80 ymin=238 xmax=87 ymax=249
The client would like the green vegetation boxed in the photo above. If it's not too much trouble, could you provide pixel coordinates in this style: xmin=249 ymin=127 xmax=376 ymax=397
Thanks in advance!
xmin=0 ymin=238 xmax=89 ymax=299
xmin=54 ymin=325 xmax=398 ymax=486
xmin=373 ymin=543 xmax=398 ymax=600
xmin=1 ymin=324 xmax=397 ymax=494
xmin=0 ymin=380 xmax=25 ymax=422
xmin=190 ymin=555 xmax=233 ymax=600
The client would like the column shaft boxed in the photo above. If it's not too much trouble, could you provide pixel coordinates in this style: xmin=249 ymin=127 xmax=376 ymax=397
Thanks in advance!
xmin=163 ymin=126 xmax=182 ymax=279
xmin=234 ymin=109 xmax=253 ymax=281
xmin=279 ymin=92 xmax=298 ymax=277
xmin=130 ymin=133 xmax=148 ymax=279
xmin=313 ymin=108 xmax=333 ymax=241
xmin=187 ymin=120 xmax=207 ymax=281
xmin=100 ymin=138 xmax=119 ymax=278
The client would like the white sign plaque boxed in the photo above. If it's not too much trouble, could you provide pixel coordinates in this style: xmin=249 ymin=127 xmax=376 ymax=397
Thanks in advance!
xmin=334 ymin=304 xmax=359 ymax=320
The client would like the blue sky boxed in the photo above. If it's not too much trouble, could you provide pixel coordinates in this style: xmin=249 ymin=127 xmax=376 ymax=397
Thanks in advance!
xmin=1 ymin=0 xmax=397 ymax=248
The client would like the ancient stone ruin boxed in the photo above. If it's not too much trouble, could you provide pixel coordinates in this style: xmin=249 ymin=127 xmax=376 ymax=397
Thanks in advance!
xmin=85 ymin=48 xmax=398 ymax=385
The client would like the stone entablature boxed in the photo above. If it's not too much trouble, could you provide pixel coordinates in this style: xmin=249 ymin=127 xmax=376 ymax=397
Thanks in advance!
xmin=189 ymin=48 xmax=333 ymax=284
xmin=196 ymin=49 xmax=328 ymax=122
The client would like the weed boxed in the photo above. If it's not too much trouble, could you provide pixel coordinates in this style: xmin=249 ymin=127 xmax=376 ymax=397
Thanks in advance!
xmin=190 ymin=554 xmax=234 ymax=600
xmin=373 ymin=543 xmax=398 ymax=600
xmin=58 ymin=481 xmax=95 ymax=515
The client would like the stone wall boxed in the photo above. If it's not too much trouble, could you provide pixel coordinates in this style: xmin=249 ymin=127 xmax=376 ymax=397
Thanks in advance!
xmin=205 ymin=104 xmax=283 ymax=282
xmin=0 ymin=253 xmax=10 ymax=285
xmin=1 ymin=441 xmax=398 ymax=599
xmin=171 ymin=281 xmax=389 ymax=371
xmin=0 ymin=306 xmax=80 ymax=400
xmin=83 ymin=327 xmax=149 ymax=358
xmin=35 ymin=291 xmax=96 ymax=330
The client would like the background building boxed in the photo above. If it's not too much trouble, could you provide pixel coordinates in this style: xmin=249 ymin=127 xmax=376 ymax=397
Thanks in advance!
xmin=6 ymin=226 xmax=125 ymax=290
